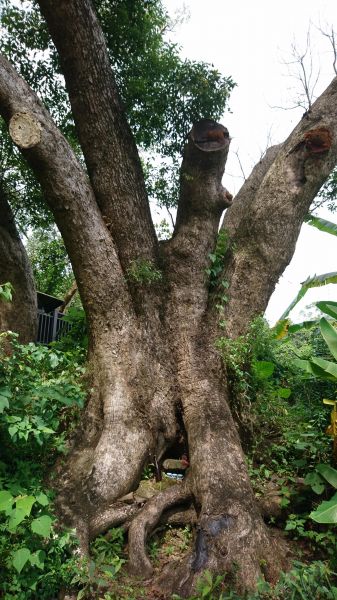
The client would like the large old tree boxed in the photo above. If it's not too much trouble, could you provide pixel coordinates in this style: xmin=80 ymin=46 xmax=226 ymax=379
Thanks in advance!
xmin=1 ymin=0 xmax=337 ymax=596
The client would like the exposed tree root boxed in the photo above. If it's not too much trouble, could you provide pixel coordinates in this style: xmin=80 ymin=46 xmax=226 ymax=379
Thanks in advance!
xmin=89 ymin=503 xmax=140 ymax=539
xmin=128 ymin=481 xmax=192 ymax=578
xmin=152 ymin=510 xmax=290 ymax=599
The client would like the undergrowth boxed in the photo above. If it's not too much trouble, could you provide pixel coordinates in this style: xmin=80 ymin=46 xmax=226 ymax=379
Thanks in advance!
xmin=2 ymin=315 xmax=337 ymax=598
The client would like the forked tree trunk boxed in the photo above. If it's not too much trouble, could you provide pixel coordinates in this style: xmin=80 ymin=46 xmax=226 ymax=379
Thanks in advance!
xmin=0 ymin=1 xmax=337 ymax=596
xmin=0 ymin=183 xmax=37 ymax=342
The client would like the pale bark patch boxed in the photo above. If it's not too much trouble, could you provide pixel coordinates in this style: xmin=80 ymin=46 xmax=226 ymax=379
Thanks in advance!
xmin=9 ymin=112 xmax=41 ymax=148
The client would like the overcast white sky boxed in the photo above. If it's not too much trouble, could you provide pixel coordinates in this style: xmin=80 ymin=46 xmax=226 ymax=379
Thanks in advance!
xmin=164 ymin=0 xmax=337 ymax=324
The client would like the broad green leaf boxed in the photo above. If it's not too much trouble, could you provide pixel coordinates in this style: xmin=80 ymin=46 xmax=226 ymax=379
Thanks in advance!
xmin=253 ymin=361 xmax=274 ymax=379
xmin=16 ymin=495 xmax=36 ymax=517
xmin=49 ymin=352 xmax=59 ymax=368
xmin=316 ymin=464 xmax=337 ymax=489
xmin=277 ymin=388 xmax=292 ymax=399
xmin=296 ymin=357 xmax=337 ymax=381
xmin=311 ymin=356 xmax=337 ymax=380
xmin=310 ymin=491 xmax=337 ymax=523
xmin=305 ymin=214 xmax=337 ymax=237
xmin=280 ymin=272 xmax=337 ymax=320
xmin=29 ymin=549 xmax=46 ymax=570
xmin=0 ymin=396 xmax=9 ymax=413
xmin=320 ymin=317 xmax=337 ymax=361
xmin=35 ymin=493 xmax=49 ymax=507
xmin=31 ymin=514 xmax=52 ymax=537
xmin=8 ymin=508 xmax=26 ymax=531
xmin=304 ymin=471 xmax=325 ymax=495
xmin=0 ymin=490 xmax=13 ymax=512
xmin=8 ymin=425 xmax=18 ymax=438
xmin=0 ymin=387 xmax=12 ymax=398
xmin=12 ymin=548 xmax=31 ymax=573
xmin=293 ymin=359 xmax=316 ymax=375
xmin=317 ymin=301 xmax=337 ymax=320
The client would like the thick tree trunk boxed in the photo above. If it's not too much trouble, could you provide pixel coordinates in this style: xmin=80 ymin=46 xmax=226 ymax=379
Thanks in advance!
xmin=0 ymin=183 xmax=37 ymax=342
xmin=0 ymin=1 xmax=337 ymax=595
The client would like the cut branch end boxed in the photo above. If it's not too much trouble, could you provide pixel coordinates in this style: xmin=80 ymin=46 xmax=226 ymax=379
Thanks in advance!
xmin=9 ymin=112 xmax=41 ymax=149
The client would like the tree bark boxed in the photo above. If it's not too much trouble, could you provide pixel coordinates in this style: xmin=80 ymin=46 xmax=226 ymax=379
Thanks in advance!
xmin=0 ymin=182 xmax=37 ymax=342
xmin=1 ymin=2 xmax=337 ymax=595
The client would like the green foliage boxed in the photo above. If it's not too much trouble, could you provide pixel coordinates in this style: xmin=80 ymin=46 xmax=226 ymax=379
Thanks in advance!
xmin=0 ymin=332 xmax=85 ymax=455
xmin=126 ymin=259 xmax=163 ymax=285
xmin=0 ymin=281 xmax=13 ymax=302
xmin=0 ymin=332 xmax=87 ymax=598
xmin=305 ymin=464 xmax=337 ymax=525
xmin=0 ymin=0 xmax=235 ymax=231
xmin=317 ymin=168 xmax=337 ymax=214
xmin=295 ymin=313 xmax=337 ymax=382
xmin=207 ymin=231 xmax=228 ymax=287
xmin=206 ymin=231 xmax=230 ymax=314
xmin=173 ymin=563 xmax=337 ymax=600
xmin=172 ymin=569 xmax=225 ymax=600
xmin=26 ymin=228 xmax=74 ymax=298
xmin=53 ymin=306 xmax=88 ymax=353
xmin=70 ymin=529 xmax=125 ymax=599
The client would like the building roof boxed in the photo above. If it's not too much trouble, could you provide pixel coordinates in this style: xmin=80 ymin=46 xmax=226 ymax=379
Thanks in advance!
xmin=37 ymin=291 xmax=63 ymax=313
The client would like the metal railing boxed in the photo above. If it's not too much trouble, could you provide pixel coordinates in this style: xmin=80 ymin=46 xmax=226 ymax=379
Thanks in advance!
xmin=37 ymin=310 xmax=71 ymax=344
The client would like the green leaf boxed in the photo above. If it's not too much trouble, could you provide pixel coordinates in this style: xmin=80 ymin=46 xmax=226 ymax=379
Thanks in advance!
xmin=31 ymin=514 xmax=52 ymax=537
xmin=316 ymin=464 xmax=337 ymax=489
xmin=16 ymin=495 xmax=36 ymax=517
xmin=272 ymin=319 xmax=290 ymax=340
xmin=0 ymin=386 xmax=11 ymax=398
xmin=29 ymin=549 xmax=46 ymax=570
xmin=310 ymin=491 xmax=337 ymax=523
xmin=296 ymin=357 xmax=337 ymax=381
xmin=0 ymin=490 xmax=14 ymax=512
xmin=253 ymin=361 xmax=275 ymax=379
xmin=304 ymin=471 xmax=325 ymax=494
xmin=49 ymin=352 xmax=59 ymax=368
xmin=280 ymin=272 xmax=337 ymax=320
xmin=316 ymin=301 xmax=337 ymax=320
xmin=35 ymin=493 xmax=49 ymax=507
xmin=305 ymin=214 xmax=337 ymax=237
xmin=311 ymin=356 xmax=337 ymax=380
xmin=320 ymin=317 xmax=337 ymax=361
xmin=0 ymin=394 xmax=9 ymax=413
xmin=8 ymin=423 xmax=19 ymax=437
xmin=8 ymin=508 xmax=27 ymax=531
xmin=277 ymin=388 xmax=292 ymax=399
xmin=12 ymin=548 xmax=31 ymax=573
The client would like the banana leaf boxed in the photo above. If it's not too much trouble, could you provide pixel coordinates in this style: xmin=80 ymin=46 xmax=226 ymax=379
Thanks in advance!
xmin=316 ymin=300 xmax=337 ymax=320
xmin=280 ymin=272 xmax=337 ymax=320
xmin=305 ymin=213 xmax=337 ymax=237
xmin=320 ymin=317 xmax=337 ymax=361
xmin=310 ymin=491 xmax=337 ymax=523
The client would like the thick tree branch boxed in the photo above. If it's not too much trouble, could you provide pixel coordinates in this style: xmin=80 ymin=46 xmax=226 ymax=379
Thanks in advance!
xmin=37 ymin=0 xmax=158 ymax=269
xmin=164 ymin=120 xmax=231 ymax=320
xmin=0 ymin=182 xmax=37 ymax=342
xmin=221 ymin=144 xmax=281 ymax=241
xmin=220 ymin=76 xmax=337 ymax=337
xmin=0 ymin=55 xmax=131 ymax=322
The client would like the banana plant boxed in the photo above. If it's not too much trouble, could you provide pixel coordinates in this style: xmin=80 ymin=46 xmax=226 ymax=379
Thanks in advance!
xmin=310 ymin=464 xmax=337 ymax=524
xmin=293 ymin=300 xmax=337 ymax=523
xmin=278 ymin=214 xmax=337 ymax=324
xmin=294 ymin=302 xmax=337 ymax=381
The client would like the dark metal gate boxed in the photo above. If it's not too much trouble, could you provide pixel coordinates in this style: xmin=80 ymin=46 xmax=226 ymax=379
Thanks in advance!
xmin=37 ymin=309 xmax=71 ymax=344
